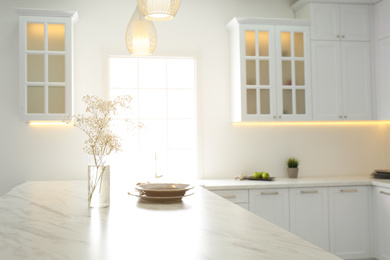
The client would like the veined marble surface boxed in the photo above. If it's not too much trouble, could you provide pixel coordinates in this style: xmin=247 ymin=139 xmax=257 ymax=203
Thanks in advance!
xmin=0 ymin=181 xmax=342 ymax=260
xmin=199 ymin=175 xmax=390 ymax=190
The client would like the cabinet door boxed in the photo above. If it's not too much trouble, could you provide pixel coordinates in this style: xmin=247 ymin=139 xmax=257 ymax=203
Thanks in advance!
xmin=310 ymin=3 xmax=340 ymax=41
xmin=341 ymin=41 xmax=372 ymax=120
xmin=17 ymin=10 xmax=76 ymax=122
xmin=249 ymin=189 xmax=289 ymax=230
xmin=241 ymin=25 xmax=277 ymax=121
xmin=340 ymin=4 xmax=370 ymax=41
xmin=374 ymin=187 xmax=390 ymax=260
xmin=376 ymin=37 xmax=390 ymax=120
xmin=328 ymin=186 xmax=370 ymax=259
xmin=275 ymin=26 xmax=312 ymax=121
xmin=311 ymin=41 xmax=342 ymax=121
xmin=375 ymin=0 xmax=390 ymax=40
xmin=289 ymin=187 xmax=329 ymax=251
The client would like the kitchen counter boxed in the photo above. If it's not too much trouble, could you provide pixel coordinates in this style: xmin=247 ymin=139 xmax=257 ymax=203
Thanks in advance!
xmin=199 ymin=174 xmax=390 ymax=190
xmin=0 ymin=181 xmax=342 ymax=260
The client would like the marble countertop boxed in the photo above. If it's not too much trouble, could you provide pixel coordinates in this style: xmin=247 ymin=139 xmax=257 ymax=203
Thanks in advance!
xmin=0 ymin=181 xmax=342 ymax=260
xmin=199 ymin=175 xmax=390 ymax=190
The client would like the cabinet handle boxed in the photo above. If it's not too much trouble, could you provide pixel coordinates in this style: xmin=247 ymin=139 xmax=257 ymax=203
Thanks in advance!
xmin=278 ymin=116 xmax=282 ymax=119
xmin=339 ymin=115 xmax=342 ymax=118
xmin=344 ymin=115 xmax=347 ymax=118
xmin=337 ymin=35 xmax=340 ymax=38
xmin=222 ymin=195 xmax=236 ymax=199
xmin=380 ymin=191 xmax=390 ymax=196
xmin=340 ymin=189 xmax=357 ymax=193
xmin=301 ymin=190 xmax=318 ymax=194
xmin=273 ymin=116 xmax=277 ymax=119
xmin=261 ymin=192 xmax=279 ymax=195
xmin=342 ymin=35 xmax=345 ymax=38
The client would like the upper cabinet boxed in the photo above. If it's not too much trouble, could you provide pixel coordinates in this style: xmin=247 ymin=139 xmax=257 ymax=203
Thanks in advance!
xmin=293 ymin=1 xmax=373 ymax=121
xmin=308 ymin=3 xmax=370 ymax=41
xmin=227 ymin=18 xmax=311 ymax=122
xmin=15 ymin=8 xmax=78 ymax=122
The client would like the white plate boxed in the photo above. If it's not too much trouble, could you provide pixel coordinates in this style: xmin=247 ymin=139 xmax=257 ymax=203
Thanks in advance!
xmin=128 ymin=191 xmax=194 ymax=203
xmin=135 ymin=183 xmax=194 ymax=197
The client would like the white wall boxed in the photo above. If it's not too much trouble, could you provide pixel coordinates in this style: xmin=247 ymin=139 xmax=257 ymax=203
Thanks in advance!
xmin=1 ymin=0 xmax=389 ymax=195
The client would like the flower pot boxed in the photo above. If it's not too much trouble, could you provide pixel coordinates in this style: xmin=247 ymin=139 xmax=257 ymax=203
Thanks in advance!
xmin=287 ymin=168 xmax=299 ymax=178
xmin=88 ymin=165 xmax=110 ymax=208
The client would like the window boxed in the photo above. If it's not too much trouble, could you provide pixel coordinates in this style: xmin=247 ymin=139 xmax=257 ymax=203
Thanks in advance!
xmin=108 ymin=56 xmax=197 ymax=184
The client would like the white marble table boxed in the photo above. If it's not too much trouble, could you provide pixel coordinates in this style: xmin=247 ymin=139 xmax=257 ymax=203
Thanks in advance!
xmin=0 ymin=181 xmax=342 ymax=260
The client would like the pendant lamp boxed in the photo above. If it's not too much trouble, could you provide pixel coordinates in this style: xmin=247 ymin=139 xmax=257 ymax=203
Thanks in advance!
xmin=137 ymin=0 xmax=181 ymax=21
xmin=125 ymin=6 xmax=157 ymax=56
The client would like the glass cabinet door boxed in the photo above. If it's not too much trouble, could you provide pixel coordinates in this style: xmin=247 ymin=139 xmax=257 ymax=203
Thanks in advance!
xmin=243 ymin=26 xmax=276 ymax=119
xmin=276 ymin=26 xmax=311 ymax=120
xmin=16 ymin=9 xmax=77 ymax=121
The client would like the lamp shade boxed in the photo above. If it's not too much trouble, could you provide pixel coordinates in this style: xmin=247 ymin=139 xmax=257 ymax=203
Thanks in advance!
xmin=137 ymin=0 xmax=181 ymax=21
xmin=125 ymin=6 xmax=157 ymax=56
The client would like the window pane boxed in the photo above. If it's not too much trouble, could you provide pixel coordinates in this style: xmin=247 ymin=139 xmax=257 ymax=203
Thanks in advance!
xmin=260 ymin=89 xmax=270 ymax=115
xmin=48 ymin=86 xmax=65 ymax=113
xmin=258 ymin=31 xmax=269 ymax=57
xmin=245 ymin=31 xmax=255 ymax=56
xmin=27 ymin=55 xmax=44 ymax=82
xmin=27 ymin=86 xmax=44 ymax=113
xmin=294 ymin=32 xmax=304 ymax=57
xmin=48 ymin=24 xmax=65 ymax=51
xmin=27 ymin=23 xmax=44 ymax=51
xmin=110 ymin=89 xmax=139 ymax=118
xmin=282 ymin=61 xmax=292 ymax=86
xmin=259 ymin=60 xmax=269 ymax=85
xmin=168 ymin=119 xmax=195 ymax=149
xmin=281 ymin=32 xmax=291 ymax=57
xmin=246 ymin=60 xmax=256 ymax=85
xmin=138 ymin=89 xmax=167 ymax=119
xmin=295 ymin=61 xmax=305 ymax=86
xmin=283 ymin=89 xmax=293 ymax=114
xmin=167 ymin=89 xmax=195 ymax=119
xmin=296 ymin=89 xmax=306 ymax=114
xmin=167 ymin=59 xmax=195 ymax=89
xmin=139 ymin=120 xmax=167 ymax=149
xmin=110 ymin=58 xmax=138 ymax=88
xmin=48 ymin=55 xmax=65 ymax=82
xmin=246 ymin=89 xmax=257 ymax=114
xmin=139 ymin=59 xmax=166 ymax=88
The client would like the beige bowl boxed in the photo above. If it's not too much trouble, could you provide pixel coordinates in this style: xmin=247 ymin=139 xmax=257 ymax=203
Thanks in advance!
xmin=135 ymin=183 xmax=194 ymax=197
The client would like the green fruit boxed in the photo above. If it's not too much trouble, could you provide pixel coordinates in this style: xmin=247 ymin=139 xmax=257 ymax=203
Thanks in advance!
xmin=262 ymin=172 xmax=270 ymax=179
xmin=253 ymin=172 xmax=262 ymax=179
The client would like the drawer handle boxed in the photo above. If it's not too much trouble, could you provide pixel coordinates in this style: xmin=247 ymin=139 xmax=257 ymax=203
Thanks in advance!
xmin=261 ymin=192 xmax=279 ymax=195
xmin=301 ymin=190 xmax=318 ymax=194
xmin=222 ymin=195 xmax=236 ymax=199
xmin=340 ymin=189 xmax=357 ymax=193
xmin=380 ymin=191 xmax=390 ymax=196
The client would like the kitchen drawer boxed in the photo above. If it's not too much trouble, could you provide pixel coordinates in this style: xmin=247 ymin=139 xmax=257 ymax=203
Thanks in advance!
xmin=211 ymin=189 xmax=249 ymax=204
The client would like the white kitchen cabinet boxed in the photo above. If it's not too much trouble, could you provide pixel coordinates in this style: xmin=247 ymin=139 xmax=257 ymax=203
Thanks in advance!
xmin=375 ymin=0 xmax=390 ymax=41
xmin=226 ymin=18 xmax=311 ymax=122
xmin=249 ymin=188 xmax=289 ymax=230
xmin=328 ymin=186 xmax=371 ymax=259
xmin=374 ymin=0 xmax=390 ymax=120
xmin=308 ymin=3 xmax=370 ymax=42
xmin=311 ymin=41 xmax=372 ymax=120
xmin=374 ymin=186 xmax=390 ymax=260
xmin=15 ymin=8 xmax=78 ymax=122
xmin=289 ymin=187 xmax=329 ymax=251
xmin=210 ymin=189 xmax=249 ymax=210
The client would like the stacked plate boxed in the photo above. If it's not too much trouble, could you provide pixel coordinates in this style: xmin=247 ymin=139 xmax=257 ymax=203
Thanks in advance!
xmin=372 ymin=170 xmax=390 ymax=179
xmin=129 ymin=183 xmax=194 ymax=202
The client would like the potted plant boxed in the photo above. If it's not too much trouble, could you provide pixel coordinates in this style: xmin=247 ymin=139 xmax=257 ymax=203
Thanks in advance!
xmin=287 ymin=157 xmax=299 ymax=178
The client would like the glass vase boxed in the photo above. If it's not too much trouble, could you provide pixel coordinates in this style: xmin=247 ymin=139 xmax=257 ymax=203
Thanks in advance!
xmin=88 ymin=165 xmax=110 ymax=208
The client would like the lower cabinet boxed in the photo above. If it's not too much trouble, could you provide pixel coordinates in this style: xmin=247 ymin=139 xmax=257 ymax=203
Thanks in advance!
xmin=328 ymin=186 xmax=371 ymax=259
xmin=210 ymin=184 xmax=376 ymax=259
xmin=374 ymin=186 xmax=390 ymax=260
xmin=289 ymin=187 xmax=329 ymax=251
xmin=249 ymin=189 xmax=289 ymax=230
xmin=210 ymin=189 xmax=249 ymax=210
